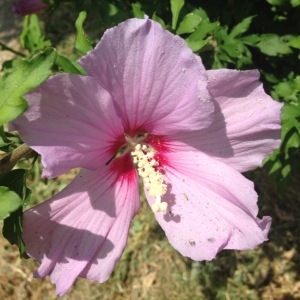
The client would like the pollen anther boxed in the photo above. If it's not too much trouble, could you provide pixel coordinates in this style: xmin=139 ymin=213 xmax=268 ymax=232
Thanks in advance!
xmin=131 ymin=144 xmax=168 ymax=212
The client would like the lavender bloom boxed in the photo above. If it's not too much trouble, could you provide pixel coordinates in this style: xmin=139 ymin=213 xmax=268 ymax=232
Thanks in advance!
xmin=13 ymin=18 xmax=282 ymax=295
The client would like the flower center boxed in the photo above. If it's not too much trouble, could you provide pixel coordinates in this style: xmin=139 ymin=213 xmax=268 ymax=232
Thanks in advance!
xmin=130 ymin=143 xmax=168 ymax=213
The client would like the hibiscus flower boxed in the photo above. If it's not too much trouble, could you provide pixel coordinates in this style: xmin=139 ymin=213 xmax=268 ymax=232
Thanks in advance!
xmin=13 ymin=18 xmax=282 ymax=295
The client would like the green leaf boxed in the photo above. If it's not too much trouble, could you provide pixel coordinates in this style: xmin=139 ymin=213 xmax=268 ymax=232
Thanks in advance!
xmin=192 ymin=8 xmax=209 ymax=19
xmin=288 ymin=36 xmax=300 ymax=49
xmin=3 ymin=208 xmax=28 ymax=258
xmin=291 ymin=0 xmax=300 ymax=7
xmin=176 ymin=13 xmax=202 ymax=35
xmin=0 ymin=169 xmax=31 ymax=202
xmin=0 ymin=127 xmax=11 ymax=148
xmin=107 ymin=3 xmax=118 ymax=16
xmin=282 ymin=104 xmax=300 ymax=121
xmin=152 ymin=12 xmax=166 ymax=28
xmin=281 ymin=164 xmax=291 ymax=178
xmin=229 ymin=16 xmax=255 ymax=38
xmin=286 ymin=130 xmax=300 ymax=148
xmin=132 ymin=3 xmax=145 ymax=19
xmin=240 ymin=34 xmax=261 ymax=46
xmin=75 ymin=11 xmax=93 ymax=55
xmin=185 ymin=20 xmax=219 ymax=52
xmin=55 ymin=54 xmax=87 ymax=75
xmin=170 ymin=0 xmax=184 ymax=30
xmin=20 ymin=14 xmax=51 ymax=53
xmin=0 ymin=187 xmax=21 ymax=219
xmin=188 ymin=20 xmax=219 ymax=40
xmin=1 ymin=169 xmax=31 ymax=258
xmin=185 ymin=39 xmax=207 ymax=52
xmin=266 ymin=0 xmax=284 ymax=5
xmin=220 ymin=39 xmax=253 ymax=67
xmin=263 ymin=148 xmax=280 ymax=171
xmin=256 ymin=34 xmax=293 ymax=56
xmin=0 ymin=48 xmax=56 ymax=126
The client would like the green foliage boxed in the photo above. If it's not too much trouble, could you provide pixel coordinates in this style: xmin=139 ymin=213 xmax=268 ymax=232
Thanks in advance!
xmin=152 ymin=12 xmax=166 ymax=28
xmin=176 ymin=12 xmax=202 ymax=35
xmin=176 ymin=8 xmax=219 ymax=52
xmin=170 ymin=0 xmax=185 ymax=29
xmin=288 ymin=36 xmax=300 ymax=49
xmin=265 ymin=75 xmax=300 ymax=191
xmin=229 ymin=16 xmax=255 ymax=39
xmin=256 ymin=34 xmax=293 ymax=56
xmin=212 ymin=17 xmax=255 ymax=68
xmin=55 ymin=54 xmax=87 ymax=75
xmin=266 ymin=0 xmax=285 ymax=5
xmin=75 ymin=11 xmax=93 ymax=55
xmin=0 ymin=187 xmax=21 ymax=220
xmin=20 ymin=14 xmax=51 ymax=53
xmin=267 ymin=0 xmax=300 ymax=6
xmin=132 ymin=2 xmax=145 ymax=19
xmin=0 ymin=169 xmax=31 ymax=258
xmin=0 ymin=127 xmax=11 ymax=149
xmin=0 ymin=48 xmax=56 ymax=126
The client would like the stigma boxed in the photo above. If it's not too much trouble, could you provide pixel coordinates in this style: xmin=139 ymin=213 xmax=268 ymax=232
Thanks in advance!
xmin=131 ymin=144 xmax=168 ymax=212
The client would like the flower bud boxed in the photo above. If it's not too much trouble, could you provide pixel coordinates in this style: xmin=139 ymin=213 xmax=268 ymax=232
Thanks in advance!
xmin=13 ymin=0 xmax=48 ymax=16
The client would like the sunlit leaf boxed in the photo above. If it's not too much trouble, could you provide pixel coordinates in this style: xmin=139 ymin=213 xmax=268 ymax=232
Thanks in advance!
xmin=170 ymin=0 xmax=184 ymax=29
xmin=152 ymin=12 xmax=166 ymax=28
xmin=266 ymin=0 xmax=284 ymax=5
xmin=229 ymin=16 xmax=255 ymax=38
xmin=75 ymin=11 xmax=93 ymax=55
xmin=282 ymin=104 xmax=300 ymax=121
xmin=132 ymin=3 xmax=145 ymax=19
xmin=189 ymin=19 xmax=219 ymax=40
xmin=176 ymin=13 xmax=202 ymax=35
xmin=192 ymin=7 xmax=209 ymax=19
xmin=185 ymin=20 xmax=219 ymax=52
xmin=0 ymin=187 xmax=21 ymax=220
xmin=0 ymin=48 xmax=56 ymax=126
xmin=257 ymin=34 xmax=292 ymax=56
xmin=20 ymin=14 xmax=51 ymax=53
xmin=288 ymin=36 xmax=300 ymax=49
xmin=55 ymin=54 xmax=87 ymax=75
xmin=241 ymin=34 xmax=261 ymax=46
xmin=0 ymin=127 xmax=11 ymax=148
xmin=291 ymin=0 xmax=300 ymax=7
xmin=1 ymin=169 xmax=31 ymax=258
xmin=281 ymin=164 xmax=291 ymax=178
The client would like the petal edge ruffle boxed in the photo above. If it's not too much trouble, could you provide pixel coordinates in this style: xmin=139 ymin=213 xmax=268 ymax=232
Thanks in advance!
xmin=146 ymin=151 xmax=271 ymax=261
xmin=79 ymin=18 xmax=215 ymax=135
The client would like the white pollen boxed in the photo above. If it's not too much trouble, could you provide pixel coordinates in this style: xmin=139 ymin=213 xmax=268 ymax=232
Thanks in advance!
xmin=131 ymin=143 xmax=168 ymax=213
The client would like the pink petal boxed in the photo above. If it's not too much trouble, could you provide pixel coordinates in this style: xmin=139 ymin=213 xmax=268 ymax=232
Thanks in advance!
xmin=79 ymin=18 xmax=214 ymax=135
xmin=168 ymin=69 xmax=282 ymax=172
xmin=146 ymin=151 xmax=271 ymax=261
xmin=23 ymin=167 xmax=139 ymax=296
xmin=13 ymin=74 xmax=124 ymax=178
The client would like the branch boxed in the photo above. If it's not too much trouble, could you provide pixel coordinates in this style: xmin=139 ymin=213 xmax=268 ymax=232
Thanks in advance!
xmin=0 ymin=41 xmax=26 ymax=57
xmin=0 ymin=144 xmax=35 ymax=175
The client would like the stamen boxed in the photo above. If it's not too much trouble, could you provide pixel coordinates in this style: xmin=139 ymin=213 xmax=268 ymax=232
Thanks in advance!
xmin=131 ymin=144 xmax=168 ymax=212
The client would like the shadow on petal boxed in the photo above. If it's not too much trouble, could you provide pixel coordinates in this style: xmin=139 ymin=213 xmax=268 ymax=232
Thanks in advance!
xmin=23 ymin=166 xmax=140 ymax=295
xmin=13 ymin=74 xmax=125 ymax=178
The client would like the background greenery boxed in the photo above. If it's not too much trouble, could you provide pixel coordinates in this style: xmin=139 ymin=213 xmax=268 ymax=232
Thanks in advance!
xmin=0 ymin=0 xmax=299 ymax=299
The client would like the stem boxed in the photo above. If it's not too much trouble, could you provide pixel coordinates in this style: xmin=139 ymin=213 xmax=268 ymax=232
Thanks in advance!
xmin=0 ymin=42 xmax=26 ymax=57
xmin=0 ymin=144 xmax=35 ymax=175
